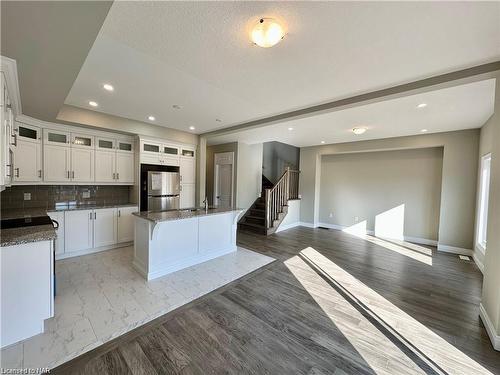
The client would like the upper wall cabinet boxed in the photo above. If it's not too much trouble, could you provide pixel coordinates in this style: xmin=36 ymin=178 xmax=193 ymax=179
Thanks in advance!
xmin=44 ymin=129 xmax=70 ymax=146
xmin=13 ymin=123 xmax=42 ymax=182
xmin=71 ymin=133 xmax=94 ymax=149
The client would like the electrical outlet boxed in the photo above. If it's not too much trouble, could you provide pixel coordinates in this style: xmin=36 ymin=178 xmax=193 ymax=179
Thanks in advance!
xmin=82 ymin=190 xmax=91 ymax=199
xmin=354 ymin=216 xmax=359 ymax=222
xmin=329 ymin=212 xmax=333 ymax=218
xmin=23 ymin=193 xmax=31 ymax=201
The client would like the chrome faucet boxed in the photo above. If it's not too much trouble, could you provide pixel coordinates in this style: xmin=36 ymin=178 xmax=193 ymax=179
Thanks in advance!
xmin=203 ymin=197 xmax=209 ymax=212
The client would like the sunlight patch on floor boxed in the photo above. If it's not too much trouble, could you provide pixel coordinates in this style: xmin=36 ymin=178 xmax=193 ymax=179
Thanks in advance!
xmin=284 ymin=247 xmax=492 ymax=375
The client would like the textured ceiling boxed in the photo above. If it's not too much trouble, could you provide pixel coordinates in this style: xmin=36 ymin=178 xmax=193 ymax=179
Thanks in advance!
xmin=207 ymin=79 xmax=496 ymax=147
xmin=65 ymin=1 xmax=500 ymax=133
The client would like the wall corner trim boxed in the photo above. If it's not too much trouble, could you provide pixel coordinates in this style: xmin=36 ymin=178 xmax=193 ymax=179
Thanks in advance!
xmin=472 ymin=252 xmax=485 ymax=274
xmin=276 ymin=222 xmax=300 ymax=233
xmin=437 ymin=244 xmax=473 ymax=256
xmin=479 ymin=303 xmax=500 ymax=351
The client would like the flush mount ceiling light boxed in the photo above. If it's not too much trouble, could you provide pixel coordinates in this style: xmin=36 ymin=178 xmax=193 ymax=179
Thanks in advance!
xmin=288 ymin=127 xmax=294 ymax=131
xmin=189 ymin=126 xmax=195 ymax=130
xmin=148 ymin=115 xmax=156 ymax=121
xmin=417 ymin=103 xmax=427 ymax=108
xmin=421 ymin=129 xmax=428 ymax=132
xmin=88 ymin=101 xmax=98 ymax=107
xmin=103 ymin=83 xmax=114 ymax=92
xmin=251 ymin=18 xmax=285 ymax=48
xmin=321 ymin=141 xmax=326 ymax=144
xmin=352 ymin=127 xmax=367 ymax=135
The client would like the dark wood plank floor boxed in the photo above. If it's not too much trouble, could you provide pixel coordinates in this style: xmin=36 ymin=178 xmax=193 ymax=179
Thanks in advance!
xmin=53 ymin=227 xmax=500 ymax=374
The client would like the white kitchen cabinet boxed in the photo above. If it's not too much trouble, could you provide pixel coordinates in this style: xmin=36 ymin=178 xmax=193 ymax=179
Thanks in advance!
xmin=0 ymin=73 xmax=14 ymax=189
xmin=71 ymin=148 xmax=94 ymax=182
xmin=180 ymin=183 xmax=196 ymax=208
xmin=44 ymin=144 xmax=71 ymax=182
xmin=13 ymin=139 xmax=42 ymax=182
xmin=117 ymin=206 xmax=138 ymax=243
xmin=64 ymin=209 xmax=93 ymax=253
xmin=95 ymin=150 xmax=116 ymax=182
xmin=47 ymin=211 xmax=65 ymax=256
xmin=180 ymin=156 xmax=195 ymax=184
xmin=71 ymin=133 xmax=94 ymax=149
xmin=93 ymin=208 xmax=117 ymax=247
xmin=44 ymin=129 xmax=70 ymax=146
xmin=116 ymin=152 xmax=134 ymax=183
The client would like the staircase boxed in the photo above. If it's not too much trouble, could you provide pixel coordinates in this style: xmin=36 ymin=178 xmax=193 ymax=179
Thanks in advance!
xmin=239 ymin=168 xmax=299 ymax=235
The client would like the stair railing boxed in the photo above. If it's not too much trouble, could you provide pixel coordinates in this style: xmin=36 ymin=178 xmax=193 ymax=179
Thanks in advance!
xmin=264 ymin=167 xmax=300 ymax=229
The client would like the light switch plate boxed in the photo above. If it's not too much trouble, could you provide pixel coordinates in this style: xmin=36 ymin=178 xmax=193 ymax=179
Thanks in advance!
xmin=82 ymin=190 xmax=91 ymax=199
xmin=23 ymin=193 xmax=31 ymax=201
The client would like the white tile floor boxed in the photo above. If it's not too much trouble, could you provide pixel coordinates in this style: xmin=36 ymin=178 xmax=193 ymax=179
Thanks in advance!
xmin=0 ymin=246 xmax=274 ymax=370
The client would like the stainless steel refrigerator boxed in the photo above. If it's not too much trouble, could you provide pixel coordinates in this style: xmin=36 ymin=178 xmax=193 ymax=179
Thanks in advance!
xmin=147 ymin=171 xmax=180 ymax=211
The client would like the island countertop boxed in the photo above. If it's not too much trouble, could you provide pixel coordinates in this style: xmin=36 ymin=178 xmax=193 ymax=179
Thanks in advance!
xmin=132 ymin=207 xmax=243 ymax=223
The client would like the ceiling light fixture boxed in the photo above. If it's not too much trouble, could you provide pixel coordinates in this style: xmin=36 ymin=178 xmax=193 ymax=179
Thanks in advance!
xmin=88 ymin=101 xmax=98 ymax=107
xmin=321 ymin=141 xmax=325 ymax=144
xmin=288 ymin=127 xmax=294 ymax=131
xmin=417 ymin=103 xmax=427 ymax=108
xmin=421 ymin=129 xmax=428 ymax=133
xmin=103 ymin=84 xmax=114 ymax=92
xmin=189 ymin=126 xmax=195 ymax=130
xmin=251 ymin=18 xmax=286 ymax=48
xmin=352 ymin=127 xmax=367 ymax=135
xmin=148 ymin=116 xmax=156 ymax=121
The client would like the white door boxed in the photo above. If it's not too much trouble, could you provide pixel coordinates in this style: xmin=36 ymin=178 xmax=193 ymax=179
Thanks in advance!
xmin=180 ymin=184 xmax=195 ymax=209
xmin=95 ymin=150 xmax=115 ymax=182
xmin=44 ymin=144 xmax=71 ymax=182
xmin=115 ymin=152 xmax=134 ymax=183
xmin=180 ymin=157 xmax=195 ymax=184
xmin=13 ymin=140 xmax=41 ymax=182
xmin=47 ymin=211 xmax=64 ymax=255
xmin=71 ymin=148 xmax=94 ymax=182
xmin=64 ymin=209 xmax=93 ymax=253
xmin=93 ymin=208 xmax=117 ymax=247
xmin=214 ymin=152 xmax=234 ymax=208
xmin=117 ymin=206 xmax=137 ymax=243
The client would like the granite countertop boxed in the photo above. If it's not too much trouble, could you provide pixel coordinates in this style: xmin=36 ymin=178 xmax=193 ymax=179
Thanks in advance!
xmin=1 ymin=203 xmax=138 ymax=247
xmin=133 ymin=207 xmax=243 ymax=223
xmin=1 ymin=224 xmax=56 ymax=247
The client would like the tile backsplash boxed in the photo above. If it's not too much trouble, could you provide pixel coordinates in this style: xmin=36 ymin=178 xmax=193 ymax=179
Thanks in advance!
xmin=0 ymin=185 xmax=132 ymax=210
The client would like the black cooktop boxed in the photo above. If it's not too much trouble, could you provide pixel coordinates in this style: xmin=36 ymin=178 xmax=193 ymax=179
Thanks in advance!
xmin=0 ymin=215 xmax=53 ymax=229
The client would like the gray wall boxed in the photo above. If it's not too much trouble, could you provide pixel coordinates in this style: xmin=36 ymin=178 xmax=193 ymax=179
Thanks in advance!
xmin=480 ymin=74 xmax=500 ymax=338
xmin=205 ymin=142 xmax=238 ymax=206
xmin=262 ymin=141 xmax=300 ymax=183
xmin=300 ymin=129 xmax=479 ymax=250
xmin=319 ymin=148 xmax=443 ymax=241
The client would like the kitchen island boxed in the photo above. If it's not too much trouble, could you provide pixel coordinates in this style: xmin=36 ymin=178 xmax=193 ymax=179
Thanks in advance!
xmin=132 ymin=208 xmax=244 ymax=280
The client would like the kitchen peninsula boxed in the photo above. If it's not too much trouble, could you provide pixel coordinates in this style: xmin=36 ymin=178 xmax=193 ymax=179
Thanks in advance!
xmin=132 ymin=208 xmax=243 ymax=280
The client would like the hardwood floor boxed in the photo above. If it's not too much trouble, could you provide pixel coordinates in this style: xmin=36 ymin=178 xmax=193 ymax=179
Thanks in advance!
xmin=53 ymin=227 xmax=500 ymax=374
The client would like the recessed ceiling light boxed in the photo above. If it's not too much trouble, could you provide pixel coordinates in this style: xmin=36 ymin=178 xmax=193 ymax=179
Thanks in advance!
xmin=417 ymin=103 xmax=427 ymax=108
xmin=148 ymin=116 xmax=156 ymax=121
xmin=352 ymin=127 xmax=367 ymax=135
xmin=88 ymin=101 xmax=98 ymax=107
xmin=288 ymin=127 xmax=294 ymax=131
xmin=172 ymin=104 xmax=182 ymax=110
xmin=103 ymin=83 xmax=114 ymax=92
xmin=189 ymin=126 xmax=195 ymax=130
xmin=251 ymin=18 xmax=286 ymax=48
xmin=421 ymin=129 xmax=428 ymax=133
xmin=320 ymin=141 xmax=325 ymax=144
xmin=215 ymin=119 xmax=222 ymax=122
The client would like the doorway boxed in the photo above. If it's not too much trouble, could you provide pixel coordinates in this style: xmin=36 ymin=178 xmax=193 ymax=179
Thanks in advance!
xmin=214 ymin=152 xmax=234 ymax=208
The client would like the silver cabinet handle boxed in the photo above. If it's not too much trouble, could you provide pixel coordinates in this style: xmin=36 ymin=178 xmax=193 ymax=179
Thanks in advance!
xmin=116 ymin=172 xmax=119 ymax=180
xmin=11 ymin=133 xmax=17 ymax=146
xmin=72 ymin=171 xmax=75 ymax=179
xmin=113 ymin=172 xmax=116 ymax=180
xmin=38 ymin=170 xmax=42 ymax=178
xmin=94 ymin=212 xmax=97 ymax=220
xmin=118 ymin=210 xmax=121 ymax=217
xmin=67 ymin=171 xmax=70 ymax=179
xmin=14 ymin=167 xmax=19 ymax=178
xmin=89 ymin=212 xmax=92 ymax=220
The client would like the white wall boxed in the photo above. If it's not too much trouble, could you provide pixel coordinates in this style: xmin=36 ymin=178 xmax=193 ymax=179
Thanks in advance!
xmin=236 ymin=142 xmax=263 ymax=211
xmin=319 ymin=148 xmax=443 ymax=241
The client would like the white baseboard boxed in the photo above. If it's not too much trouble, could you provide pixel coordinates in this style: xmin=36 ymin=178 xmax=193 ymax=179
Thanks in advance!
xmin=56 ymin=242 xmax=132 ymax=260
xmin=437 ymin=244 xmax=473 ymax=256
xmin=479 ymin=303 xmax=500 ymax=351
xmin=316 ymin=222 xmax=438 ymax=246
xmin=276 ymin=222 xmax=300 ymax=233
xmin=298 ymin=221 xmax=317 ymax=228
xmin=473 ymin=252 xmax=485 ymax=273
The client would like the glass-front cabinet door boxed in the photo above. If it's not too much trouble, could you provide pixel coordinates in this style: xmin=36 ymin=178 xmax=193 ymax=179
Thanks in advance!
xmin=96 ymin=137 xmax=116 ymax=150
xmin=163 ymin=146 xmax=179 ymax=155
xmin=142 ymin=141 xmax=161 ymax=154
xmin=181 ymin=148 xmax=195 ymax=158
xmin=117 ymin=141 xmax=133 ymax=152
xmin=44 ymin=129 xmax=70 ymax=146
xmin=71 ymin=133 xmax=94 ymax=149
xmin=16 ymin=123 xmax=41 ymax=143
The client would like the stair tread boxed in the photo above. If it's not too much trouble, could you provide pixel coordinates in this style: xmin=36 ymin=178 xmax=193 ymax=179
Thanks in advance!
xmin=239 ymin=221 xmax=265 ymax=228
xmin=246 ymin=215 xmax=265 ymax=220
